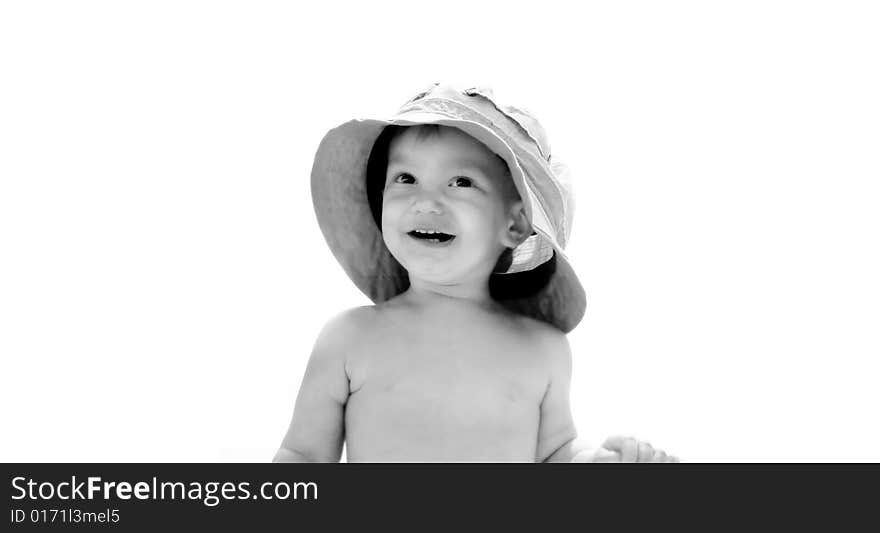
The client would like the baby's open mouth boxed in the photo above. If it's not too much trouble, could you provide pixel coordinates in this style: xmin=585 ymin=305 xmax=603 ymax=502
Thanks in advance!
xmin=407 ymin=229 xmax=456 ymax=244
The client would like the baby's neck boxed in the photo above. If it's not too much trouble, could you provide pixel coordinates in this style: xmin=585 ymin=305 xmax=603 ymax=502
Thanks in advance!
xmin=399 ymin=281 xmax=498 ymax=312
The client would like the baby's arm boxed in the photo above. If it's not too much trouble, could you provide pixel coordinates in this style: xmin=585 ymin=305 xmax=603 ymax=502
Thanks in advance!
xmin=273 ymin=311 xmax=355 ymax=462
xmin=534 ymin=331 xmax=679 ymax=462
xmin=534 ymin=331 xmax=579 ymax=462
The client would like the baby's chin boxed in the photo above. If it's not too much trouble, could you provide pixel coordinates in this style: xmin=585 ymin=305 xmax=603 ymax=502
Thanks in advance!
xmin=394 ymin=257 xmax=495 ymax=287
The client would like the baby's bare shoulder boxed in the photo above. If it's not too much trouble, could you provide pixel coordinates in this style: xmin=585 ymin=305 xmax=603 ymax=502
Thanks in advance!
xmin=508 ymin=314 xmax=572 ymax=371
xmin=313 ymin=305 xmax=379 ymax=354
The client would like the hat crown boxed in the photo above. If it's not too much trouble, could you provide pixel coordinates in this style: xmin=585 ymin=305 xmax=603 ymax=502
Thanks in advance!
xmin=402 ymin=83 xmax=553 ymax=161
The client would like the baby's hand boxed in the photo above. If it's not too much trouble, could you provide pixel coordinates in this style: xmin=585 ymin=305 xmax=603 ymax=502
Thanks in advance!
xmin=572 ymin=435 xmax=680 ymax=463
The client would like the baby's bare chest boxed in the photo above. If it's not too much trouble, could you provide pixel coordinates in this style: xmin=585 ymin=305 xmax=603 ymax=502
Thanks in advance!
xmin=347 ymin=327 xmax=547 ymax=404
xmin=339 ymin=306 xmax=559 ymax=460
xmin=346 ymin=329 xmax=547 ymax=449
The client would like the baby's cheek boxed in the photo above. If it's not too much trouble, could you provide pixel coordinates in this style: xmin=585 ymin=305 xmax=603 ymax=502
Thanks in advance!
xmin=380 ymin=227 xmax=410 ymax=269
xmin=380 ymin=201 xmax=401 ymax=232
xmin=382 ymin=230 xmax=401 ymax=257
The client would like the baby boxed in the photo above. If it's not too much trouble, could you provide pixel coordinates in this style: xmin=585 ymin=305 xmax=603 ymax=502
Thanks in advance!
xmin=275 ymin=84 xmax=677 ymax=462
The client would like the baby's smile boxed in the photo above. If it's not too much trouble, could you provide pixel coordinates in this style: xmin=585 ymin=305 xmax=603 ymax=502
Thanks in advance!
xmin=407 ymin=228 xmax=456 ymax=245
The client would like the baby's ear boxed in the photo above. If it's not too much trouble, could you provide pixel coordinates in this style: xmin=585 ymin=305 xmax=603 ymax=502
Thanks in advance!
xmin=502 ymin=201 xmax=531 ymax=248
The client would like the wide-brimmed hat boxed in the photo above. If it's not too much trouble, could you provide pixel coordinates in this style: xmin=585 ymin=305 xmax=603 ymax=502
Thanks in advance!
xmin=310 ymin=83 xmax=585 ymax=332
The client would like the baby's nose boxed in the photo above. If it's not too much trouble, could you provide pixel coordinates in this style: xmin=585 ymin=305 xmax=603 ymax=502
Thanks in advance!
xmin=411 ymin=193 xmax=443 ymax=214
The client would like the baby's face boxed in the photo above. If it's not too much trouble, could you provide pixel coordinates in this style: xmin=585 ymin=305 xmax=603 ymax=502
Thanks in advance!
xmin=381 ymin=126 xmax=523 ymax=287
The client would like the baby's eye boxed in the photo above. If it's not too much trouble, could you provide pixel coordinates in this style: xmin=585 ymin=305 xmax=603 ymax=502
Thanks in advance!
xmin=393 ymin=173 xmax=416 ymax=184
xmin=449 ymin=176 xmax=474 ymax=188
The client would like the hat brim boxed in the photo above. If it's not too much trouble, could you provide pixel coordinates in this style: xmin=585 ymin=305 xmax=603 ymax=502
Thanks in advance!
xmin=310 ymin=115 xmax=586 ymax=332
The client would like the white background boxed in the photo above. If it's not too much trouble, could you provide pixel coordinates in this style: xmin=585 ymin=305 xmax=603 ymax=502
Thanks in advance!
xmin=1 ymin=1 xmax=878 ymax=462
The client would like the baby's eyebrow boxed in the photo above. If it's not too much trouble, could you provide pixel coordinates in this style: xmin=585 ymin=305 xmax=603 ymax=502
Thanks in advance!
xmin=449 ymin=157 xmax=492 ymax=171
xmin=387 ymin=148 xmax=420 ymax=165
xmin=388 ymin=154 xmax=492 ymax=175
